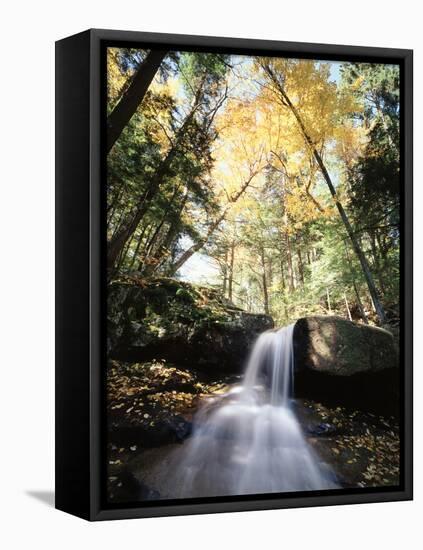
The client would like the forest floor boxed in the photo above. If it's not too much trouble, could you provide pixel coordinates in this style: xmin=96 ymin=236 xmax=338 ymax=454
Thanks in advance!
xmin=106 ymin=360 xmax=400 ymax=503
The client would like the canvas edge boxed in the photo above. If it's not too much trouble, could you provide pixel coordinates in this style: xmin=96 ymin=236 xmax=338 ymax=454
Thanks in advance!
xmin=55 ymin=28 xmax=413 ymax=521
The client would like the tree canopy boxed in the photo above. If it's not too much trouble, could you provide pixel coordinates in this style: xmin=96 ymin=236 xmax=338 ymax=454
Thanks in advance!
xmin=106 ymin=48 xmax=400 ymax=328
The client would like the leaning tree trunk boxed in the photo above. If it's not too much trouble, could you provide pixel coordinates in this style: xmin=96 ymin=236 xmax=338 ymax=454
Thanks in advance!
xmin=107 ymin=159 xmax=170 ymax=268
xmin=270 ymin=80 xmax=387 ymax=324
xmin=107 ymin=49 xmax=167 ymax=153
xmin=107 ymin=88 xmax=207 ymax=270
xmin=312 ymin=145 xmax=387 ymax=324
xmin=168 ymin=170 xmax=260 ymax=275
xmin=108 ymin=127 xmax=186 ymax=268
xmin=153 ymin=191 xmax=190 ymax=274
xmin=167 ymin=216 xmax=222 ymax=275
xmin=141 ymin=183 xmax=184 ymax=272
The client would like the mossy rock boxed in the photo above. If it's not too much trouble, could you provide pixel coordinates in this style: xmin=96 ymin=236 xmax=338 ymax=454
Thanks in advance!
xmin=107 ymin=277 xmax=274 ymax=373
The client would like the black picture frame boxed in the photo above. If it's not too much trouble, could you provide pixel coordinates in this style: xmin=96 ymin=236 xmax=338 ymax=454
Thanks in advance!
xmin=55 ymin=28 xmax=413 ymax=521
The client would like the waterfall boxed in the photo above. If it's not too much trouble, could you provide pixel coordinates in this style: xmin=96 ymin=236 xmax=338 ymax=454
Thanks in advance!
xmin=243 ymin=325 xmax=295 ymax=407
xmin=165 ymin=326 xmax=338 ymax=498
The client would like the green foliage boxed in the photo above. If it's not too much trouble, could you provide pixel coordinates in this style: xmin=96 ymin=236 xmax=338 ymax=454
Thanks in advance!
xmin=175 ymin=287 xmax=196 ymax=303
xmin=179 ymin=52 xmax=229 ymax=106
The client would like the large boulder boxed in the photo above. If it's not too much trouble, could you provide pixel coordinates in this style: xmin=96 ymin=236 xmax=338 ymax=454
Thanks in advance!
xmin=293 ymin=316 xmax=400 ymax=416
xmin=108 ymin=277 xmax=273 ymax=373
xmin=294 ymin=316 xmax=398 ymax=375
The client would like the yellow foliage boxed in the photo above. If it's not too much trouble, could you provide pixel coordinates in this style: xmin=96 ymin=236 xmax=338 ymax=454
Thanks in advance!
xmin=107 ymin=48 xmax=136 ymax=111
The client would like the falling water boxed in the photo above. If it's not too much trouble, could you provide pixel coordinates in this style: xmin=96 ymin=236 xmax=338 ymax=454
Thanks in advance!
xmin=164 ymin=325 xmax=338 ymax=498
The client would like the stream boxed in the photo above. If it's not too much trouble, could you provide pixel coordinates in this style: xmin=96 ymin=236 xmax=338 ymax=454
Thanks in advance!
xmin=137 ymin=326 xmax=338 ymax=498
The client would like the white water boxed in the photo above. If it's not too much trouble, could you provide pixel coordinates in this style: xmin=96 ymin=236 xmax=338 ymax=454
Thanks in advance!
xmin=167 ymin=326 xmax=338 ymax=498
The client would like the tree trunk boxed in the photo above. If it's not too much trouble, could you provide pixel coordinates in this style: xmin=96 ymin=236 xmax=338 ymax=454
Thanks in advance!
xmin=107 ymin=185 xmax=124 ymax=221
xmin=228 ymin=240 xmax=235 ymax=302
xmin=326 ymin=288 xmax=332 ymax=314
xmin=107 ymin=95 xmax=204 ymax=269
xmin=129 ymin=224 xmax=148 ymax=271
xmin=279 ymin=256 xmax=289 ymax=317
xmin=117 ymin=230 xmax=136 ymax=269
xmin=107 ymin=167 xmax=166 ymax=268
xmin=296 ymin=243 xmax=304 ymax=286
xmin=108 ymin=201 xmax=128 ymax=239
xmin=141 ymin=184 xmax=184 ymax=274
xmin=285 ymin=232 xmax=295 ymax=291
xmin=270 ymin=78 xmax=387 ymax=324
xmin=141 ymin=219 xmax=167 ymax=275
xmin=107 ymin=50 xmax=167 ymax=153
xmin=222 ymin=248 xmax=228 ymax=296
xmin=107 ymin=134 xmax=178 ymax=268
xmin=280 ymin=258 xmax=286 ymax=291
xmin=306 ymin=250 xmax=311 ymax=265
xmin=369 ymin=231 xmax=386 ymax=295
xmin=343 ymin=239 xmax=369 ymax=325
xmin=344 ymin=292 xmax=352 ymax=321
xmin=260 ymin=247 xmax=270 ymax=315
xmin=352 ymin=279 xmax=369 ymax=324
xmin=376 ymin=230 xmax=389 ymax=261
xmin=268 ymin=257 xmax=274 ymax=295
xmin=137 ymin=224 xmax=155 ymax=271
xmin=153 ymin=187 xmax=190 ymax=275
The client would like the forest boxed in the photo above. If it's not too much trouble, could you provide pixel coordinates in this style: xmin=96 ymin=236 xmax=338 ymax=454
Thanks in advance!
xmin=106 ymin=48 xmax=400 ymax=329
xmin=105 ymin=47 xmax=401 ymax=502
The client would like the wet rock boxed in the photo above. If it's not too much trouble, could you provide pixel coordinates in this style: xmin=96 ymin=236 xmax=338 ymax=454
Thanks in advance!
xmin=109 ymin=411 xmax=193 ymax=448
xmin=108 ymin=467 xmax=160 ymax=503
xmin=307 ymin=422 xmax=338 ymax=437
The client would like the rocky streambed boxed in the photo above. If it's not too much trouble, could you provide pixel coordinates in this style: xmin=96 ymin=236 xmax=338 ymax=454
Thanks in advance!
xmin=107 ymin=359 xmax=400 ymax=503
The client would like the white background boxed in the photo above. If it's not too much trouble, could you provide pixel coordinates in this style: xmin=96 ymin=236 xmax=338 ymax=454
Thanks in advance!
xmin=0 ymin=1 xmax=420 ymax=548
